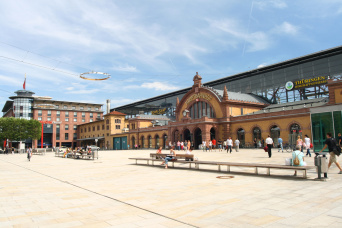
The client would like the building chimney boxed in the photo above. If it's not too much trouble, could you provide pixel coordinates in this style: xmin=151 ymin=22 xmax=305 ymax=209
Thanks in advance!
xmin=106 ymin=99 xmax=111 ymax=114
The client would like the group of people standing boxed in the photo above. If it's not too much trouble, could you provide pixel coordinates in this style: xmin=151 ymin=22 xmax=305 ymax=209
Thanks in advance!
xmin=170 ymin=140 xmax=191 ymax=151
xmin=201 ymin=137 xmax=240 ymax=153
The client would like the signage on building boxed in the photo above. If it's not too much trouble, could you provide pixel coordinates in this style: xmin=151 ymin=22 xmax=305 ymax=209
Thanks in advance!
xmin=35 ymin=104 xmax=57 ymax=109
xmin=285 ymin=76 xmax=328 ymax=91
xmin=151 ymin=108 xmax=166 ymax=115
xmin=185 ymin=93 xmax=212 ymax=105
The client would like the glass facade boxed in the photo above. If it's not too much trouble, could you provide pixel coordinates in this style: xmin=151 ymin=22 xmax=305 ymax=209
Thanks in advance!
xmin=114 ymin=48 xmax=342 ymax=118
xmin=12 ymin=91 xmax=34 ymax=120
xmin=311 ymin=111 xmax=342 ymax=151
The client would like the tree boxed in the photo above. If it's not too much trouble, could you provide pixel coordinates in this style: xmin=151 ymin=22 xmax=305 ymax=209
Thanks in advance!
xmin=0 ymin=117 xmax=42 ymax=142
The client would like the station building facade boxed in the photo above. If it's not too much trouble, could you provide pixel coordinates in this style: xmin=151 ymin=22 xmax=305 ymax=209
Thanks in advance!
xmin=79 ymin=72 xmax=342 ymax=152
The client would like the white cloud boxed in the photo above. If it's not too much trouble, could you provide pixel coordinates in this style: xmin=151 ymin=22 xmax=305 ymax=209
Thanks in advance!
xmin=273 ymin=22 xmax=299 ymax=35
xmin=65 ymin=89 xmax=100 ymax=95
xmin=207 ymin=19 xmax=272 ymax=53
xmin=123 ymin=81 xmax=180 ymax=91
xmin=141 ymin=82 xmax=180 ymax=91
xmin=257 ymin=63 xmax=267 ymax=68
xmin=254 ymin=0 xmax=287 ymax=10
xmin=337 ymin=6 xmax=342 ymax=14
xmin=111 ymin=65 xmax=138 ymax=72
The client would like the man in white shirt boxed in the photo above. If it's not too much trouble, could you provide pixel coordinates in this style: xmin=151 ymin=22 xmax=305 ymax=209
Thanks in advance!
xmin=202 ymin=141 xmax=206 ymax=152
xmin=304 ymin=135 xmax=311 ymax=157
xmin=227 ymin=137 xmax=233 ymax=153
xmin=234 ymin=139 xmax=240 ymax=152
xmin=265 ymin=135 xmax=274 ymax=158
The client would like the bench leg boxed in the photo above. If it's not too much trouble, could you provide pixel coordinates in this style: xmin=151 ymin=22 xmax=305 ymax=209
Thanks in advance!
xmin=227 ymin=166 xmax=230 ymax=173
xmin=196 ymin=164 xmax=199 ymax=169
xmin=152 ymin=160 xmax=154 ymax=166
xmin=255 ymin=167 xmax=258 ymax=174
xmin=147 ymin=160 xmax=149 ymax=165
xmin=266 ymin=168 xmax=270 ymax=176
xmin=189 ymin=163 xmax=191 ymax=169
xmin=218 ymin=165 xmax=221 ymax=172
xmin=135 ymin=160 xmax=137 ymax=164
xmin=303 ymin=170 xmax=307 ymax=178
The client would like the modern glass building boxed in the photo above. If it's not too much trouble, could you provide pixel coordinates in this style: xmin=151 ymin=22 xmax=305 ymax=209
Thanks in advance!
xmin=311 ymin=105 xmax=342 ymax=151
xmin=113 ymin=46 xmax=342 ymax=117
xmin=10 ymin=90 xmax=35 ymax=120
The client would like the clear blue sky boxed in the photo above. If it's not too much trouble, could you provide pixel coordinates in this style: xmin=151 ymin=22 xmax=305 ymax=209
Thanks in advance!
xmin=1 ymin=0 xmax=342 ymax=111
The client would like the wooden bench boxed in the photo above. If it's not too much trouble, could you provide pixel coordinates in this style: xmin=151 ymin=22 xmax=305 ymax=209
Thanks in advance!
xmin=129 ymin=158 xmax=316 ymax=178
xmin=150 ymin=153 xmax=194 ymax=161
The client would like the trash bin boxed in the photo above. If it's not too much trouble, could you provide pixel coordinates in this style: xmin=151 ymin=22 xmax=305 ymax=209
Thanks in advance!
xmin=314 ymin=152 xmax=328 ymax=179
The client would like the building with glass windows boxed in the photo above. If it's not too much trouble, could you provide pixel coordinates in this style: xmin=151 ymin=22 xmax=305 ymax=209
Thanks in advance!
xmin=97 ymin=46 xmax=342 ymax=152
xmin=114 ymin=45 xmax=342 ymax=117
xmin=2 ymin=90 xmax=103 ymax=149
xmin=80 ymin=71 xmax=341 ymax=152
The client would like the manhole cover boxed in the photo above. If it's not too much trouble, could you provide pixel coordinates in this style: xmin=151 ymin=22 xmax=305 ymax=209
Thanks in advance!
xmin=216 ymin=176 xmax=234 ymax=179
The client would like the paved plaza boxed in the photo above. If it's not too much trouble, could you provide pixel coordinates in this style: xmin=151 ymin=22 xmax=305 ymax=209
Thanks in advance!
xmin=1 ymin=148 xmax=342 ymax=227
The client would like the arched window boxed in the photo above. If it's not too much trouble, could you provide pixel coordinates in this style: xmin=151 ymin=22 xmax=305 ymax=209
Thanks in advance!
xmin=290 ymin=123 xmax=301 ymax=134
xmin=253 ymin=127 xmax=261 ymax=140
xmin=141 ymin=136 xmax=145 ymax=148
xmin=106 ymin=119 xmax=109 ymax=124
xmin=155 ymin=135 xmax=160 ymax=148
xmin=132 ymin=136 xmax=135 ymax=148
xmin=237 ymin=128 xmax=245 ymax=147
xmin=148 ymin=136 xmax=152 ymax=148
xmin=270 ymin=125 xmax=280 ymax=144
xmin=189 ymin=101 xmax=215 ymax=119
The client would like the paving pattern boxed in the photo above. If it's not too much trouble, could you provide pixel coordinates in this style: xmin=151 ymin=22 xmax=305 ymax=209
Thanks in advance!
xmin=1 ymin=148 xmax=342 ymax=227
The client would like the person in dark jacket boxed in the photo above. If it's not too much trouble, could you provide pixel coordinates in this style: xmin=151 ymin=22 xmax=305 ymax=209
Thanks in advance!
xmin=319 ymin=132 xmax=342 ymax=174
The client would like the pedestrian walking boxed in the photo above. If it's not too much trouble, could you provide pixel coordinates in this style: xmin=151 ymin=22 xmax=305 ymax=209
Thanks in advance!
xmin=212 ymin=138 xmax=216 ymax=152
xmin=278 ymin=136 xmax=283 ymax=152
xmin=202 ymin=140 xmax=206 ymax=151
xmin=218 ymin=139 xmax=222 ymax=152
xmin=265 ymin=135 xmax=274 ymax=158
xmin=234 ymin=138 xmax=240 ymax=152
xmin=297 ymin=136 xmax=304 ymax=152
xmin=226 ymin=137 xmax=233 ymax=153
xmin=253 ymin=138 xmax=257 ymax=148
xmin=319 ymin=132 xmax=342 ymax=174
xmin=208 ymin=140 xmax=212 ymax=152
xmin=304 ymin=135 xmax=311 ymax=157
xmin=338 ymin=133 xmax=342 ymax=146
xmin=27 ymin=147 xmax=32 ymax=161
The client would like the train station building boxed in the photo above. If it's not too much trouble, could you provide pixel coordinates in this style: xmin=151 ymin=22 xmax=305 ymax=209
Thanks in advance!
xmin=77 ymin=46 xmax=342 ymax=151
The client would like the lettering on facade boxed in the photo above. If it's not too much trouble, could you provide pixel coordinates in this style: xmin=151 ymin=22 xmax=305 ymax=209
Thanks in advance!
xmin=286 ymin=76 xmax=328 ymax=91
xmin=185 ymin=93 xmax=213 ymax=105
xmin=35 ymin=104 xmax=57 ymax=109
xmin=151 ymin=108 xmax=166 ymax=115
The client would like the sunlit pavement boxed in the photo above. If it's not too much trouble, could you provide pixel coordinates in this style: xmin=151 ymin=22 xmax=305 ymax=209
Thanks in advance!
xmin=1 ymin=149 xmax=342 ymax=227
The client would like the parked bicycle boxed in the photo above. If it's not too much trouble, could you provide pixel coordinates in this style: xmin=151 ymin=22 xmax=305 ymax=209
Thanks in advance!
xmin=283 ymin=143 xmax=295 ymax=152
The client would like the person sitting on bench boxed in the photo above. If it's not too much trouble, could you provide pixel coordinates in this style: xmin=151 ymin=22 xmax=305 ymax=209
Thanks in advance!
xmin=185 ymin=148 xmax=194 ymax=161
xmin=161 ymin=147 xmax=177 ymax=169
xmin=292 ymin=145 xmax=306 ymax=176
xmin=156 ymin=147 xmax=162 ymax=159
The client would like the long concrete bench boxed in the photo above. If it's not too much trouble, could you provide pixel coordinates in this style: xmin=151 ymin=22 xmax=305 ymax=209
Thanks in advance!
xmin=129 ymin=158 xmax=316 ymax=178
xmin=150 ymin=153 xmax=194 ymax=161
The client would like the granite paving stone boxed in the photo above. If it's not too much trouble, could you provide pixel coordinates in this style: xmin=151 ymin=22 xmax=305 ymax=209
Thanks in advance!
xmin=1 ymin=148 xmax=342 ymax=227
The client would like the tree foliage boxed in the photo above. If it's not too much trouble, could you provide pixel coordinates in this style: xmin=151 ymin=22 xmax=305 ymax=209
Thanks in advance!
xmin=0 ymin=117 xmax=42 ymax=141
